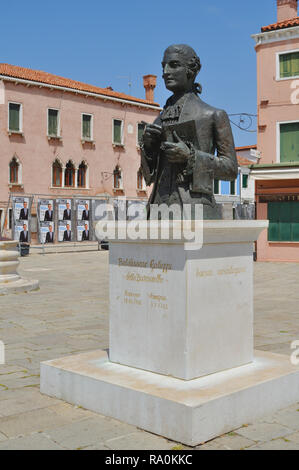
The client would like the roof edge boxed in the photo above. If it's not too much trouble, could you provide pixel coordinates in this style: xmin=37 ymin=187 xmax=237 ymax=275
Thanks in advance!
xmin=0 ymin=64 xmax=161 ymax=110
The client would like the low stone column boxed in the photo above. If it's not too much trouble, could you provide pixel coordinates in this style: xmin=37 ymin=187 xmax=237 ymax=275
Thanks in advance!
xmin=0 ymin=240 xmax=39 ymax=294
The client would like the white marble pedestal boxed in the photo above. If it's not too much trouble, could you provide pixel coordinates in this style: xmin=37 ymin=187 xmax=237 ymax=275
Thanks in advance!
xmin=0 ymin=240 xmax=39 ymax=294
xmin=40 ymin=220 xmax=299 ymax=446
xmin=108 ymin=221 xmax=264 ymax=380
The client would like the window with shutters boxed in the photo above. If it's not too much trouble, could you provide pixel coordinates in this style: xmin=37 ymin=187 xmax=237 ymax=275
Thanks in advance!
xmin=113 ymin=119 xmax=123 ymax=145
xmin=279 ymin=51 xmax=299 ymax=79
xmin=8 ymin=102 xmax=22 ymax=132
xmin=48 ymin=109 xmax=60 ymax=137
xmin=9 ymin=157 xmax=20 ymax=184
xmin=82 ymin=114 xmax=93 ymax=141
xmin=230 ymin=180 xmax=236 ymax=195
xmin=268 ymin=201 xmax=299 ymax=242
xmin=78 ymin=161 xmax=87 ymax=188
xmin=113 ymin=166 xmax=123 ymax=189
xmin=137 ymin=123 xmax=145 ymax=146
xmin=280 ymin=122 xmax=299 ymax=163
xmin=52 ymin=159 xmax=62 ymax=187
xmin=65 ymin=161 xmax=75 ymax=187
xmin=242 ymin=174 xmax=249 ymax=188
xmin=214 ymin=179 xmax=220 ymax=195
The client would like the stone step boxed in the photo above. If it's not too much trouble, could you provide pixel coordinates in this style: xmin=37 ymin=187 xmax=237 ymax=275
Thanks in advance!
xmin=28 ymin=242 xmax=101 ymax=255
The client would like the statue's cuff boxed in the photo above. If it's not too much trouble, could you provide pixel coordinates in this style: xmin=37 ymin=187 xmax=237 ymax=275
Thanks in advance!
xmin=185 ymin=142 xmax=196 ymax=176
xmin=140 ymin=142 xmax=154 ymax=163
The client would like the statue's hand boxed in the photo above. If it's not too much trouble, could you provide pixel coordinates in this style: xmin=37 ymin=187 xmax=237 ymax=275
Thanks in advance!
xmin=162 ymin=131 xmax=190 ymax=164
xmin=143 ymin=124 xmax=163 ymax=153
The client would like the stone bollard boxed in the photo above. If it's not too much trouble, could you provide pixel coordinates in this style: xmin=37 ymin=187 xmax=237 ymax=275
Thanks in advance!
xmin=0 ymin=240 xmax=39 ymax=294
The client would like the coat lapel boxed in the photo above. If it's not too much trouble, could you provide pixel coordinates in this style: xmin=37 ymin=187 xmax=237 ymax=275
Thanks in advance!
xmin=179 ymin=93 xmax=199 ymax=123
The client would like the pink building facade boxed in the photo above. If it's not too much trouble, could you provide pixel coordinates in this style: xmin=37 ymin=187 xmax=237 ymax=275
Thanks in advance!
xmin=252 ymin=0 xmax=299 ymax=261
xmin=0 ymin=64 xmax=160 ymax=241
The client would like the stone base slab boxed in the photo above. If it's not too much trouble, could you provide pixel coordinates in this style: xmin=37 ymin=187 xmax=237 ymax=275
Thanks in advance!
xmin=0 ymin=278 xmax=39 ymax=295
xmin=40 ymin=349 xmax=299 ymax=446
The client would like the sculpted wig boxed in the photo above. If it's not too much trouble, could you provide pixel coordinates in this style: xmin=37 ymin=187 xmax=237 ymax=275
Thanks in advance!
xmin=163 ymin=44 xmax=202 ymax=94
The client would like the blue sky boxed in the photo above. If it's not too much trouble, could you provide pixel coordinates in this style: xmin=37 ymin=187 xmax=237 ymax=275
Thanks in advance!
xmin=0 ymin=0 xmax=280 ymax=146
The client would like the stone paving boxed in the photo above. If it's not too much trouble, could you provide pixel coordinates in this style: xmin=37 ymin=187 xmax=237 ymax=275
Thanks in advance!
xmin=0 ymin=252 xmax=299 ymax=450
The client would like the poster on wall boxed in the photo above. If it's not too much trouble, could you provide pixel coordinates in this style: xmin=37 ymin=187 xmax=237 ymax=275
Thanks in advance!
xmin=57 ymin=199 xmax=72 ymax=222
xmin=76 ymin=200 xmax=90 ymax=221
xmin=14 ymin=221 xmax=30 ymax=243
xmin=13 ymin=197 xmax=31 ymax=222
xmin=12 ymin=197 xmax=32 ymax=242
xmin=39 ymin=199 xmax=54 ymax=222
xmin=58 ymin=220 xmax=72 ymax=242
xmin=39 ymin=222 xmax=55 ymax=244
xmin=77 ymin=221 xmax=90 ymax=242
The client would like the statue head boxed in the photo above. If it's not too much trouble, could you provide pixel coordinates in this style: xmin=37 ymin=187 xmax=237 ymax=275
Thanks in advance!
xmin=162 ymin=44 xmax=202 ymax=94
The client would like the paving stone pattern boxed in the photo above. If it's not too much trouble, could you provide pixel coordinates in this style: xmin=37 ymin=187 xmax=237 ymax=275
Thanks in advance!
xmin=0 ymin=253 xmax=299 ymax=450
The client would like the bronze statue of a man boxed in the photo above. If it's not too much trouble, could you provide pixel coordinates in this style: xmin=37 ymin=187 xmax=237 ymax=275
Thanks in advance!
xmin=140 ymin=44 xmax=238 ymax=219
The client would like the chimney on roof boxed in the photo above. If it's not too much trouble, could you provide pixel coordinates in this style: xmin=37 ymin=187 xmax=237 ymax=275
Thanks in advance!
xmin=277 ymin=0 xmax=298 ymax=22
xmin=143 ymin=75 xmax=157 ymax=102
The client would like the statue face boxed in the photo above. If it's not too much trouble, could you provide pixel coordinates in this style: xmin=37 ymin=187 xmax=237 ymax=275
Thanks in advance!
xmin=162 ymin=52 xmax=191 ymax=93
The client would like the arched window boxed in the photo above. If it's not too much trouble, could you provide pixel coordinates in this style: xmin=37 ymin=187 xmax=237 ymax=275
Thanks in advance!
xmin=113 ymin=166 xmax=123 ymax=189
xmin=78 ymin=161 xmax=87 ymax=188
xmin=9 ymin=157 xmax=19 ymax=183
xmin=137 ymin=168 xmax=145 ymax=190
xmin=52 ymin=159 xmax=62 ymax=187
xmin=65 ymin=160 xmax=75 ymax=187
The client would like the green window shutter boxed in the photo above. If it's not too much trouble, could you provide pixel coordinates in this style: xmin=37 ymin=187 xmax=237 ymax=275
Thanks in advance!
xmin=9 ymin=103 xmax=20 ymax=131
xmin=82 ymin=114 xmax=91 ymax=139
xmin=268 ymin=222 xmax=279 ymax=241
xmin=280 ymin=122 xmax=299 ymax=162
xmin=242 ymin=174 xmax=248 ymax=188
xmin=214 ymin=179 xmax=219 ymax=194
xmin=294 ymin=52 xmax=299 ymax=77
xmin=279 ymin=221 xmax=291 ymax=241
xmin=137 ymin=123 xmax=145 ymax=144
xmin=280 ymin=52 xmax=299 ymax=78
xmin=48 ymin=109 xmax=58 ymax=136
xmin=280 ymin=54 xmax=292 ymax=78
xmin=268 ymin=201 xmax=299 ymax=242
xmin=291 ymin=223 xmax=299 ymax=241
xmin=279 ymin=201 xmax=292 ymax=222
xmin=113 ymin=120 xmax=122 ymax=144
xmin=268 ymin=202 xmax=280 ymax=241
xmin=291 ymin=203 xmax=299 ymax=241
xmin=230 ymin=180 xmax=236 ymax=195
